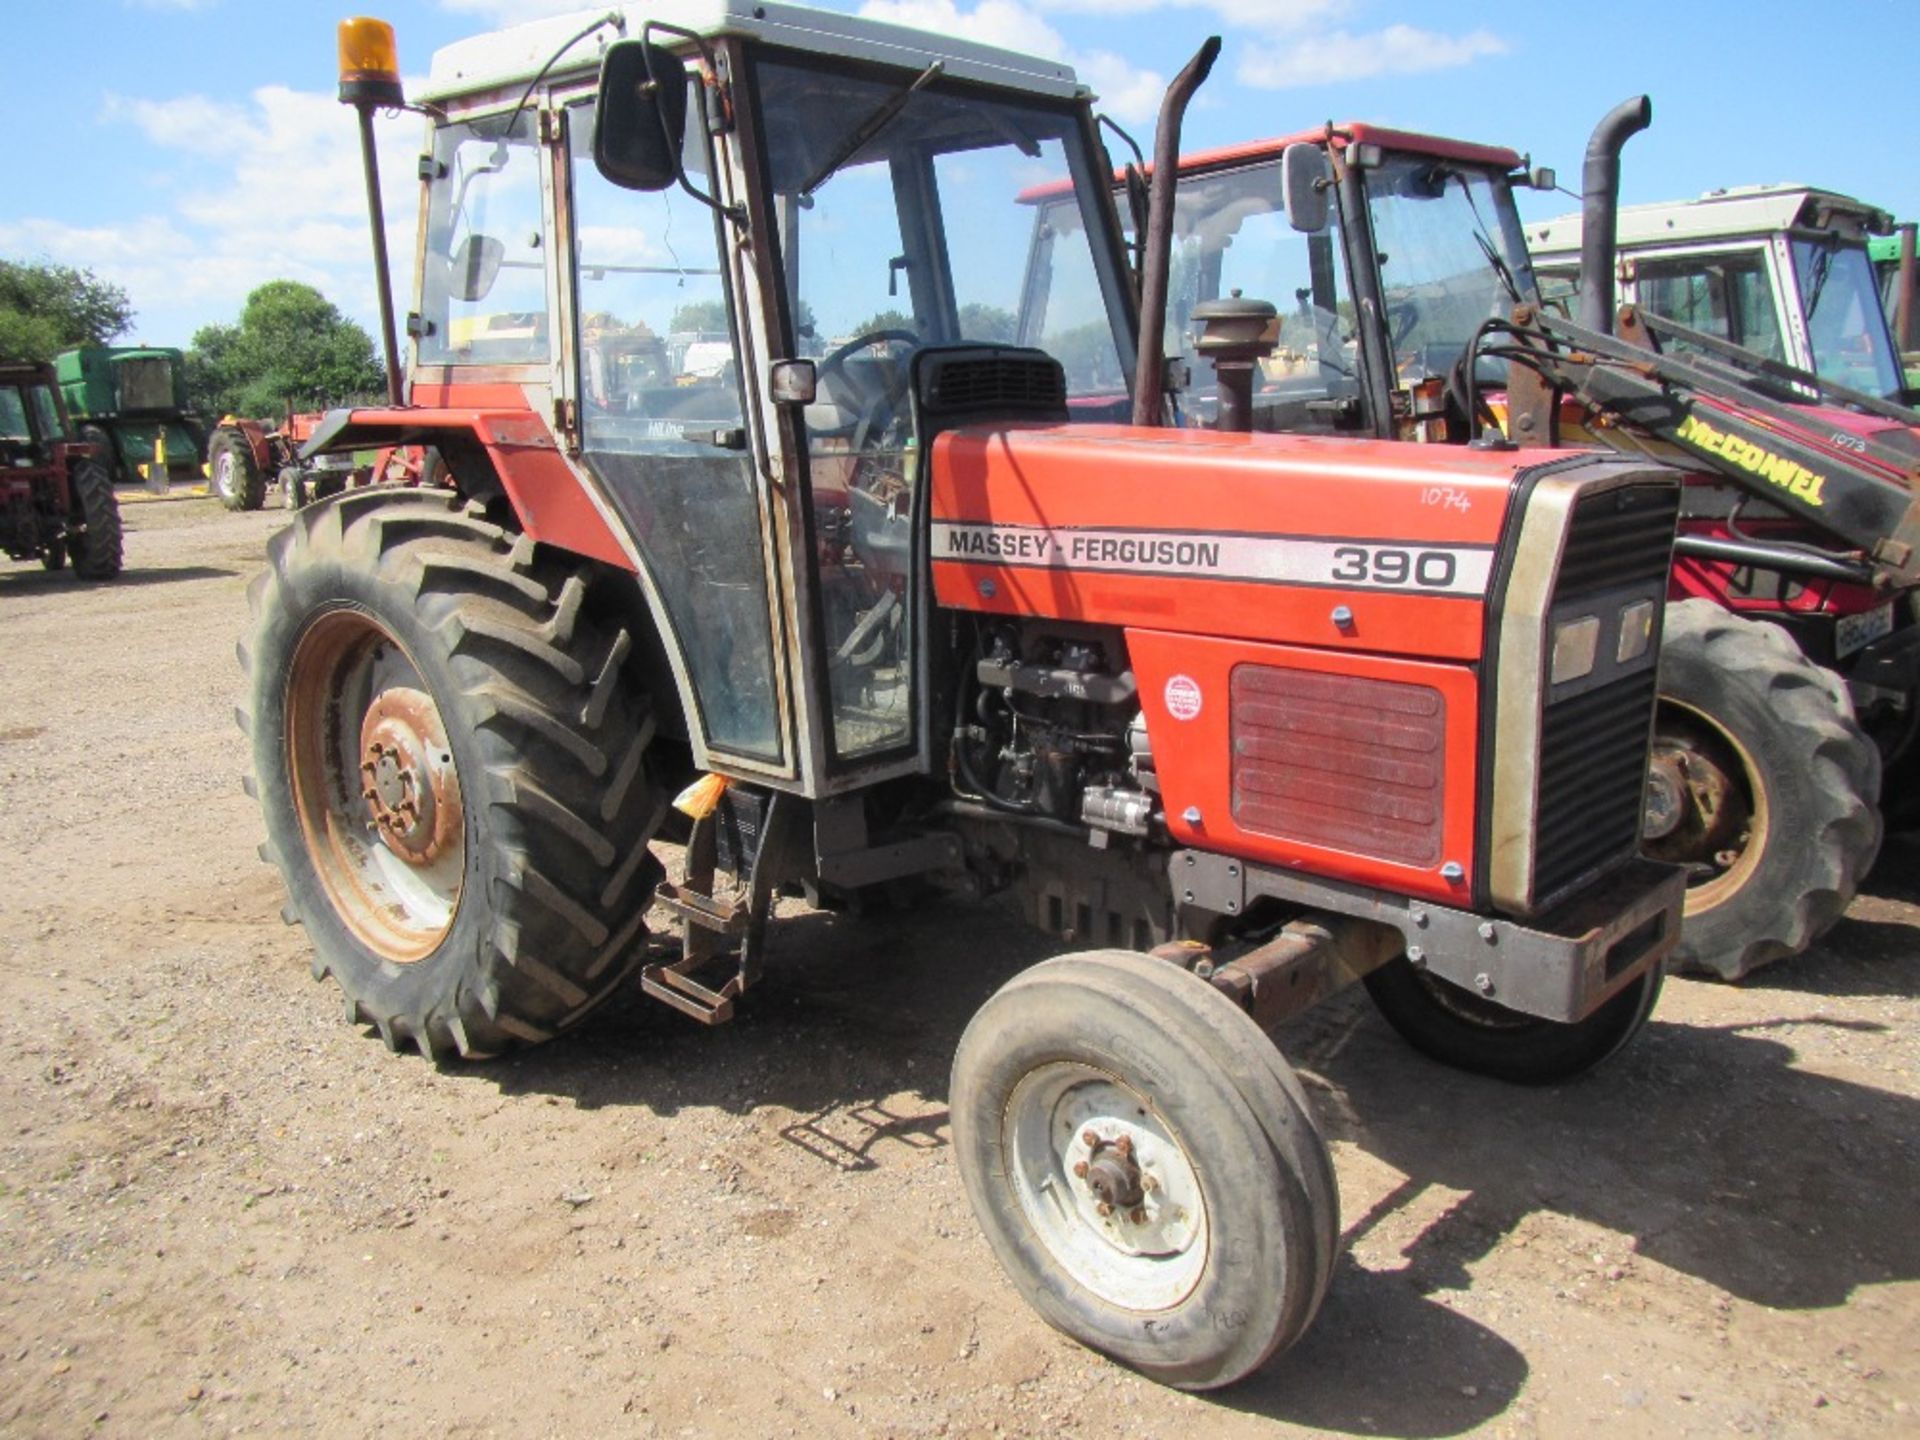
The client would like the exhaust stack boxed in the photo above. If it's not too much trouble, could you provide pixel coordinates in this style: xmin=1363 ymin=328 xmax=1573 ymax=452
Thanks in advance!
xmin=1578 ymin=95 xmax=1652 ymax=336
xmin=1132 ymin=36 xmax=1220 ymax=428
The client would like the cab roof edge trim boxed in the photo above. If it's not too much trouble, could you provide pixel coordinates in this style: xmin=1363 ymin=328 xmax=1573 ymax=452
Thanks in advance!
xmin=421 ymin=0 xmax=1082 ymax=104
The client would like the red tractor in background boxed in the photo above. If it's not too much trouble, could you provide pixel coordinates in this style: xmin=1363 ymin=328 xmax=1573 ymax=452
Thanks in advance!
xmin=207 ymin=407 xmax=428 ymax=511
xmin=0 ymin=360 xmax=123 ymax=579
xmin=242 ymin=8 xmax=1692 ymax=1387
xmin=1100 ymin=101 xmax=1916 ymax=980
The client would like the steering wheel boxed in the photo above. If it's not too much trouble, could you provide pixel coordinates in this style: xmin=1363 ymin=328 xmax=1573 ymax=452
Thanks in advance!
xmin=810 ymin=328 xmax=919 ymax=440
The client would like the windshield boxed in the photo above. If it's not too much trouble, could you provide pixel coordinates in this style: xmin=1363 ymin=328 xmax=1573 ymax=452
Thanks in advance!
xmin=755 ymin=55 xmax=1130 ymax=402
xmin=1149 ymin=160 xmax=1359 ymax=430
xmin=1362 ymin=155 xmax=1534 ymax=384
xmin=1791 ymin=238 xmax=1903 ymax=399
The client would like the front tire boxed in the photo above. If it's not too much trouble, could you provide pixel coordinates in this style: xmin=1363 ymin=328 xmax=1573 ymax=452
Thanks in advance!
xmin=1645 ymin=600 xmax=1880 ymax=979
xmin=953 ymin=950 xmax=1337 ymax=1390
xmin=67 ymin=460 xmax=122 ymax=579
xmin=240 ymin=489 xmax=668 ymax=1059
xmin=1363 ymin=958 xmax=1662 ymax=1084
xmin=209 ymin=428 xmax=266 ymax=511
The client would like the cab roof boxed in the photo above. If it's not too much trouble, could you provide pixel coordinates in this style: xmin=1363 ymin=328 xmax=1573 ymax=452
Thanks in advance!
xmin=421 ymin=0 xmax=1082 ymax=105
xmin=1016 ymin=121 xmax=1523 ymax=204
xmin=1529 ymin=185 xmax=1895 ymax=258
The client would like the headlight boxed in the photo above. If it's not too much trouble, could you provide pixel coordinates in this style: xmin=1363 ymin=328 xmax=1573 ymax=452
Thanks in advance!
xmin=1550 ymin=614 xmax=1600 ymax=685
xmin=1617 ymin=598 xmax=1656 ymax=664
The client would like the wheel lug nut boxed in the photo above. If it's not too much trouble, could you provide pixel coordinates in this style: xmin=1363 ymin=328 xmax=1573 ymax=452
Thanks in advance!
xmin=1142 ymin=1174 xmax=1159 ymax=1193
xmin=1072 ymin=1161 xmax=1088 ymax=1179
xmin=1095 ymin=1202 xmax=1112 ymax=1218
xmin=1081 ymin=1129 xmax=1099 ymax=1148
xmin=1113 ymin=1135 xmax=1132 ymax=1158
xmin=1129 ymin=1207 xmax=1147 ymax=1225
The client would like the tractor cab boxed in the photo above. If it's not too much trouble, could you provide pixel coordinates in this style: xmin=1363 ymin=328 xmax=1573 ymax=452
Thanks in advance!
xmin=1531 ymin=187 xmax=1909 ymax=403
xmin=1032 ymin=124 xmax=1549 ymax=440
xmin=325 ymin=3 xmax=1138 ymax=788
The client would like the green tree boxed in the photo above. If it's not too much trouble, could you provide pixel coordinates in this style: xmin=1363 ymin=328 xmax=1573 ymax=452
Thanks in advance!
xmin=669 ymin=299 xmax=729 ymax=335
xmin=0 ymin=259 xmax=134 ymax=362
xmin=188 ymin=280 xmax=385 ymax=419
xmin=957 ymin=303 xmax=1016 ymax=343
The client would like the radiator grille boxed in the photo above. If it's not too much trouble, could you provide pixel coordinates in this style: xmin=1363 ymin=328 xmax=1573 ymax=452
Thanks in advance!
xmin=1529 ymin=483 xmax=1678 ymax=907
xmin=1231 ymin=666 xmax=1445 ymax=867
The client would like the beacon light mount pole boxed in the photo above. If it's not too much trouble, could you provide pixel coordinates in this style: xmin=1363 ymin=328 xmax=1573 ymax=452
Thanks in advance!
xmin=338 ymin=17 xmax=408 ymax=407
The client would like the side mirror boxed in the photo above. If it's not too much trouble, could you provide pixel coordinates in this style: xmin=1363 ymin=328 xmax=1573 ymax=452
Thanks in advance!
xmin=451 ymin=234 xmax=504 ymax=301
xmin=1526 ymin=165 xmax=1557 ymax=191
xmin=769 ymin=359 xmax=817 ymax=406
xmin=1279 ymin=142 xmax=1331 ymax=234
xmin=594 ymin=38 xmax=687 ymax=192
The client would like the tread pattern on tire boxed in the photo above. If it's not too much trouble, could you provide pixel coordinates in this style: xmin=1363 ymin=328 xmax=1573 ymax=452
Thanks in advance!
xmin=1660 ymin=599 xmax=1881 ymax=979
xmin=241 ymin=489 xmax=665 ymax=1059
xmin=209 ymin=429 xmax=266 ymax=512
xmin=69 ymin=460 xmax=122 ymax=579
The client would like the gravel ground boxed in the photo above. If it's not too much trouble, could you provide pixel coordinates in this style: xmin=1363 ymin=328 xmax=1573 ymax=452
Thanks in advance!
xmin=0 ymin=496 xmax=1915 ymax=1438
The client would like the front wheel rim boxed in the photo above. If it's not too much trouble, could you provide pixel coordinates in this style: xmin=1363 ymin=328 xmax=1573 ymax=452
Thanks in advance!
xmin=1003 ymin=1062 xmax=1209 ymax=1312
xmin=285 ymin=609 xmax=464 ymax=960
xmin=213 ymin=450 xmax=235 ymax=499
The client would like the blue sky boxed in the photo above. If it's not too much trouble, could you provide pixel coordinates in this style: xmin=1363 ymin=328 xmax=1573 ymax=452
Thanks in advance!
xmin=6 ymin=0 xmax=1918 ymax=348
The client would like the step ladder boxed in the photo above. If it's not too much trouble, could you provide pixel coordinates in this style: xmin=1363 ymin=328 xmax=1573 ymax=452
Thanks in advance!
xmin=640 ymin=791 xmax=796 ymax=1025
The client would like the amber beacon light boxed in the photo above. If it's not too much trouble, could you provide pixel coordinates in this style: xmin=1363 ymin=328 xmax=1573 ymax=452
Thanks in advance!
xmin=338 ymin=17 xmax=405 ymax=108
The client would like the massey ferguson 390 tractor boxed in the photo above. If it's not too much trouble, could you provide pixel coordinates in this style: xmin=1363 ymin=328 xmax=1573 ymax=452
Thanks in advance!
xmin=1097 ymin=104 xmax=1920 ymax=980
xmin=244 ymin=6 xmax=1686 ymax=1386
xmin=0 ymin=360 xmax=123 ymax=579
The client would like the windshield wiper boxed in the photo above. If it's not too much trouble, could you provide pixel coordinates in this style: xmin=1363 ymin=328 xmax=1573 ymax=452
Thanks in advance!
xmin=1803 ymin=240 xmax=1836 ymax=321
xmin=1449 ymin=171 xmax=1523 ymax=306
xmin=799 ymin=60 xmax=944 ymax=199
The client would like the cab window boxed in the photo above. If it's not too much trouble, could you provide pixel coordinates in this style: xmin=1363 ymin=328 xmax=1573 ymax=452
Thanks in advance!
xmin=419 ymin=111 xmax=550 ymax=365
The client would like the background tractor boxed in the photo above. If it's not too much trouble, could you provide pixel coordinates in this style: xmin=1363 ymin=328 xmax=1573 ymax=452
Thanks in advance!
xmin=53 ymin=344 xmax=205 ymax=488
xmin=244 ymin=6 xmax=1688 ymax=1388
xmin=0 ymin=360 xmax=123 ymax=578
xmin=1084 ymin=106 xmax=1915 ymax=981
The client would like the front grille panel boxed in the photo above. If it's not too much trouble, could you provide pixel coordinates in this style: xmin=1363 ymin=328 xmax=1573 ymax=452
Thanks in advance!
xmin=1231 ymin=666 xmax=1446 ymax=867
xmin=1529 ymin=483 xmax=1678 ymax=908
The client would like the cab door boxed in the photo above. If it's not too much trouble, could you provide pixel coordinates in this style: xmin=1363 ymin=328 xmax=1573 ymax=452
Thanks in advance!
xmin=561 ymin=95 xmax=793 ymax=774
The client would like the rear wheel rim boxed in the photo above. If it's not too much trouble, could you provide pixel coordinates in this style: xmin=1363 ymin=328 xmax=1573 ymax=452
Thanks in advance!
xmin=286 ymin=609 xmax=464 ymax=960
xmin=1003 ymin=1062 xmax=1209 ymax=1312
xmin=1642 ymin=699 xmax=1766 ymax=915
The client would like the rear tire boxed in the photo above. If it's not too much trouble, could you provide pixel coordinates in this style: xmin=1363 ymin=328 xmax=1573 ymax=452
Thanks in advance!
xmin=67 ymin=460 xmax=122 ymax=579
xmin=209 ymin=428 xmax=266 ymax=511
xmin=240 ymin=489 xmax=668 ymax=1059
xmin=1645 ymin=601 xmax=1880 ymax=979
xmin=1363 ymin=958 xmax=1662 ymax=1084
xmin=279 ymin=466 xmax=308 ymax=511
xmin=78 ymin=425 xmax=120 ymax=485
xmin=953 ymin=950 xmax=1336 ymax=1390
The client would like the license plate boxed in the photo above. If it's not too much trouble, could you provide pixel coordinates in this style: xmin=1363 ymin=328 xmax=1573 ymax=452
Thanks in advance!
xmin=1836 ymin=601 xmax=1895 ymax=658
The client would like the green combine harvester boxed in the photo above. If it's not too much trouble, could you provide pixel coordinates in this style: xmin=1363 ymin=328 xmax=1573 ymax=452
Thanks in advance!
xmin=53 ymin=346 xmax=206 ymax=486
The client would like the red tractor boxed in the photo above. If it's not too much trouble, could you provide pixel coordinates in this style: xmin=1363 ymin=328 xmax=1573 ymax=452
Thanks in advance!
xmin=0 ymin=360 xmax=122 ymax=579
xmin=244 ymin=9 xmax=1687 ymax=1387
xmin=207 ymin=408 xmax=429 ymax=511
xmin=1086 ymin=103 xmax=1914 ymax=980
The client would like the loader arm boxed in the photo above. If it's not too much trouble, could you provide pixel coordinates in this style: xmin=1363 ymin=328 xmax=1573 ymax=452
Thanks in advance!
xmin=1495 ymin=304 xmax=1920 ymax=585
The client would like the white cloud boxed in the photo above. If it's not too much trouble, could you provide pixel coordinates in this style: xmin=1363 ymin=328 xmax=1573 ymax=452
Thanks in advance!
xmin=3 ymin=83 xmax=426 ymax=346
xmin=857 ymin=0 xmax=1165 ymax=122
xmin=1237 ymin=23 xmax=1507 ymax=89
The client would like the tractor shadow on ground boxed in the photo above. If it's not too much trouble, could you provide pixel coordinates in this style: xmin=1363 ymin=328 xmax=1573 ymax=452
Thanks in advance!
xmin=460 ymin=896 xmax=1920 ymax=1437
xmin=0 ymin=563 xmax=237 ymax=593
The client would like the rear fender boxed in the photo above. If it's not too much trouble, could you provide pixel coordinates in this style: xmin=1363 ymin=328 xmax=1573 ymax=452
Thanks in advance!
xmin=219 ymin=417 xmax=275 ymax=473
xmin=306 ymin=405 xmax=698 ymax=755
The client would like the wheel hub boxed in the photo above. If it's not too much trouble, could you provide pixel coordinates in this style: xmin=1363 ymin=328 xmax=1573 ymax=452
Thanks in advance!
xmin=358 ymin=689 xmax=460 ymax=866
xmin=1076 ymin=1130 xmax=1147 ymax=1212
xmin=1642 ymin=749 xmax=1687 ymax=840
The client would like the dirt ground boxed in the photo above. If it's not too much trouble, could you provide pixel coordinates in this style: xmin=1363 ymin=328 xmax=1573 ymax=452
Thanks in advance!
xmin=1 ymin=496 xmax=1916 ymax=1439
